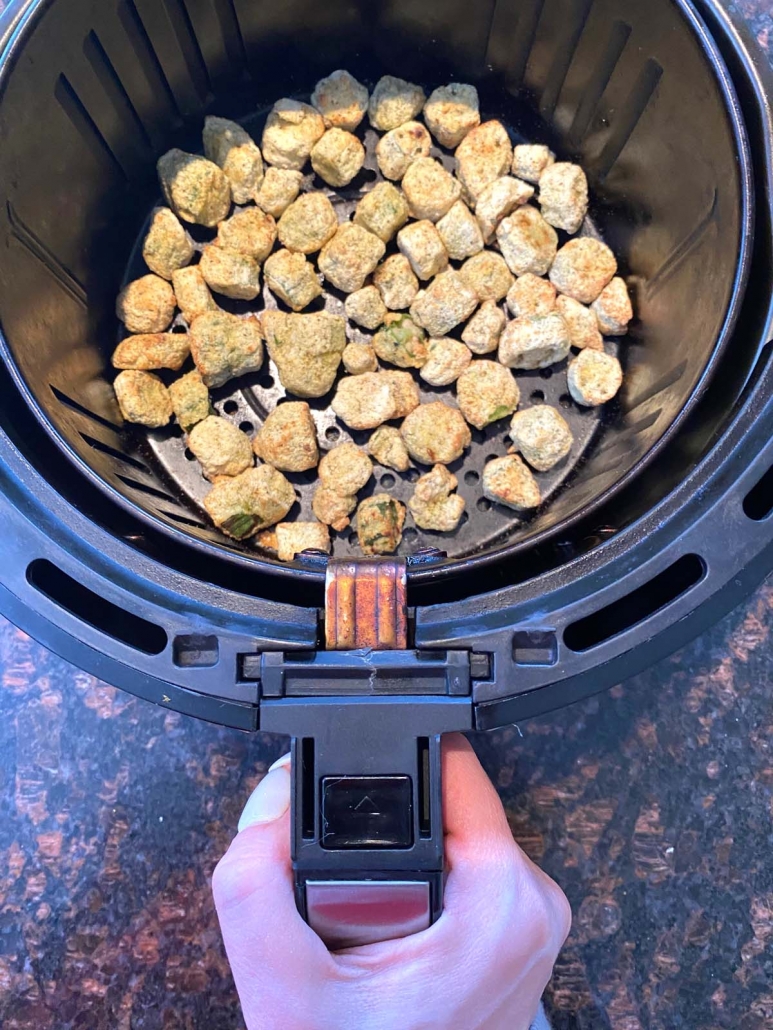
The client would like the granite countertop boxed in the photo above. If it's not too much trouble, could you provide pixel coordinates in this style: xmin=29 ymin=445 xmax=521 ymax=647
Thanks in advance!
xmin=2 ymin=3 xmax=773 ymax=1029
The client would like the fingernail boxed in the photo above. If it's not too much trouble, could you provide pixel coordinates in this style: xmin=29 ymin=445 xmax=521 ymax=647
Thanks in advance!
xmin=238 ymin=766 xmax=291 ymax=831
xmin=268 ymin=752 xmax=292 ymax=773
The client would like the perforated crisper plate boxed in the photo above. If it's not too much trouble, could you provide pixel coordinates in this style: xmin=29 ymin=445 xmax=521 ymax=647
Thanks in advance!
xmin=123 ymin=110 xmax=616 ymax=561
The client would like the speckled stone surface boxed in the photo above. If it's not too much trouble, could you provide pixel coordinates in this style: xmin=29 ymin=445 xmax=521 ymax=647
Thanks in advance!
xmin=5 ymin=592 xmax=773 ymax=1030
xmin=2 ymin=3 xmax=773 ymax=1029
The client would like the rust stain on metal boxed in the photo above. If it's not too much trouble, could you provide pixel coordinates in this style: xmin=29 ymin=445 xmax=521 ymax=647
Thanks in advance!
xmin=325 ymin=559 xmax=407 ymax=650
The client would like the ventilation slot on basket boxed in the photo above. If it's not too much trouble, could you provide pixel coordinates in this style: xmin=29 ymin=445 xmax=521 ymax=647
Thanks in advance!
xmin=596 ymin=58 xmax=663 ymax=181
xmin=743 ymin=464 xmax=773 ymax=521
xmin=27 ymin=559 xmax=167 ymax=655
xmin=538 ymin=0 xmax=593 ymax=122
xmin=160 ymin=509 xmax=209 ymax=529
xmin=55 ymin=74 xmax=128 ymax=180
xmin=117 ymin=0 xmax=180 ymax=122
xmin=161 ymin=0 xmax=211 ymax=100
xmin=51 ymin=385 xmax=121 ymax=432
xmin=646 ymin=190 xmax=718 ymax=300
xmin=116 ymin=473 xmax=180 ymax=505
xmin=173 ymin=634 xmax=219 ymax=667
xmin=80 ymin=432 xmax=150 ymax=473
xmin=564 ymin=554 xmax=705 ymax=652
xmin=513 ymin=631 xmax=557 ymax=666
xmin=83 ymin=30 xmax=152 ymax=150
xmin=7 ymin=203 xmax=88 ymax=307
xmin=569 ymin=20 xmax=631 ymax=144
xmin=212 ymin=0 xmax=248 ymax=72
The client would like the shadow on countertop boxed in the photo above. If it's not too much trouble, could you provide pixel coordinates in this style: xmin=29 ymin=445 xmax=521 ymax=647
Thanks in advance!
xmin=0 ymin=569 xmax=772 ymax=1030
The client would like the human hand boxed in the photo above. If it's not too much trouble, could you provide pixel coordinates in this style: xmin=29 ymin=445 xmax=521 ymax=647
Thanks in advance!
xmin=213 ymin=734 xmax=571 ymax=1030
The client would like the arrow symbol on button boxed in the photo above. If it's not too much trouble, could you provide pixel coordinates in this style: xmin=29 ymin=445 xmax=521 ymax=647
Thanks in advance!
xmin=354 ymin=795 xmax=380 ymax=815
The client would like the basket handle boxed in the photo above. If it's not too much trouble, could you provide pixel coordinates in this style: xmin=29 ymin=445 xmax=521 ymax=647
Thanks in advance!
xmin=259 ymin=557 xmax=473 ymax=949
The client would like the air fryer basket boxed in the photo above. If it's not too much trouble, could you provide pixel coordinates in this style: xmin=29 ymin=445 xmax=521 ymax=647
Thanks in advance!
xmin=0 ymin=0 xmax=753 ymax=583
xmin=0 ymin=0 xmax=771 ymax=729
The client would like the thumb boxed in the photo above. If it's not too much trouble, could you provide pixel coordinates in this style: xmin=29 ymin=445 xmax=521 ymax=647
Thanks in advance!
xmin=212 ymin=754 xmax=330 ymax=997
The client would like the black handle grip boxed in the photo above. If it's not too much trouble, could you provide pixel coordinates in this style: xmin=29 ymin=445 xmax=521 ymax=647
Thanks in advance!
xmin=260 ymin=674 xmax=472 ymax=949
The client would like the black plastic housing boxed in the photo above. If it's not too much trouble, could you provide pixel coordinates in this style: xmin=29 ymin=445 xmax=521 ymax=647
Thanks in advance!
xmin=0 ymin=0 xmax=771 ymax=739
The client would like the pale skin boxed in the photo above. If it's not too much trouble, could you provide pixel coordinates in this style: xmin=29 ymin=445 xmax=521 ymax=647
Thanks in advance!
xmin=213 ymin=734 xmax=571 ymax=1030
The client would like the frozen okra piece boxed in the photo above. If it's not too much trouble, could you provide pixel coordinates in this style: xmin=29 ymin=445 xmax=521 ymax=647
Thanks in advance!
xmin=172 ymin=267 xmax=218 ymax=324
xmin=261 ymin=99 xmax=325 ymax=170
xmin=498 ymin=312 xmax=571 ymax=370
xmin=112 ymin=333 xmax=189 ymax=372
xmin=275 ymin=522 xmax=331 ymax=562
xmin=401 ymin=402 xmax=471 ymax=466
xmin=332 ymin=373 xmax=398 ymax=430
xmin=169 ymin=370 xmax=211 ymax=431
xmin=264 ymin=249 xmax=322 ymax=312
xmin=409 ymin=464 xmax=465 ymax=532
xmin=318 ymin=224 xmax=386 ymax=294
xmin=368 ymin=426 xmax=411 ymax=472
xmin=458 ymin=252 xmax=513 ymax=303
xmin=436 ymin=200 xmax=484 ymax=261
xmin=345 ymin=285 xmax=388 ymax=331
xmin=397 ymin=221 xmax=448 ymax=281
xmin=420 ymin=338 xmax=472 ymax=387
xmin=277 ymin=192 xmax=338 ymax=255
xmin=116 ymin=275 xmax=176 ymax=334
xmin=190 ymin=311 xmax=264 ymax=388
xmin=592 ymin=278 xmax=633 ymax=336
xmin=424 ymin=83 xmax=480 ymax=149
xmin=331 ymin=370 xmax=419 ymax=430
xmin=253 ymin=401 xmax=319 ymax=472
xmin=262 ymin=311 xmax=346 ymax=398
xmin=157 ymin=150 xmax=231 ymax=227
xmin=369 ymin=76 xmax=425 ymax=131
xmin=456 ymin=360 xmax=520 ymax=430
xmin=476 ymin=177 xmax=534 ymax=242
xmin=188 ymin=416 xmax=253 ymax=481
xmin=556 ymin=295 xmax=603 ymax=351
xmin=376 ymin=121 xmax=432 ymax=180
xmin=203 ymin=116 xmax=264 ymax=204
xmin=319 ymin=442 xmax=373 ymax=495
xmin=462 ymin=301 xmax=506 ymax=355
xmin=373 ymin=254 xmax=419 ymax=310
xmin=113 ymin=370 xmax=172 ymax=428
xmin=550 ymin=238 xmax=617 ymax=304
xmin=199 ymin=245 xmax=261 ymax=301
xmin=313 ymin=486 xmax=358 ymax=532
xmin=410 ymin=269 xmax=478 ymax=337
xmin=539 ymin=163 xmax=588 ymax=235
xmin=216 ymin=207 xmax=277 ymax=262
xmin=353 ymin=182 xmax=409 ymax=244
xmin=506 ymin=274 xmax=556 ymax=319
xmin=455 ymin=121 xmax=512 ymax=202
xmin=483 ymin=455 xmax=541 ymax=511
xmin=343 ymin=342 xmax=379 ymax=375
xmin=373 ymin=313 xmax=428 ymax=369
xmin=254 ymin=168 xmax=303 ymax=218
xmin=204 ymin=465 xmax=295 ymax=539
xmin=142 ymin=208 xmax=194 ymax=281
xmin=311 ymin=128 xmax=365 ymax=187
xmin=510 ymin=405 xmax=574 ymax=472
xmin=381 ymin=371 xmax=420 ymax=418
xmin=402 ymin=157 xmax=461 ymax=222
xmin=356 ymin=494 xmax=406 ymax=555
xmin=497 ymin=206 xmax=558 ymax=277
xmin=512 ymin=144 xmax=555 ymax=183
xmin=567 ymin=350 xmax=623 ymax=407
xmin=311 ymin=70 xmax=369 ymax=131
